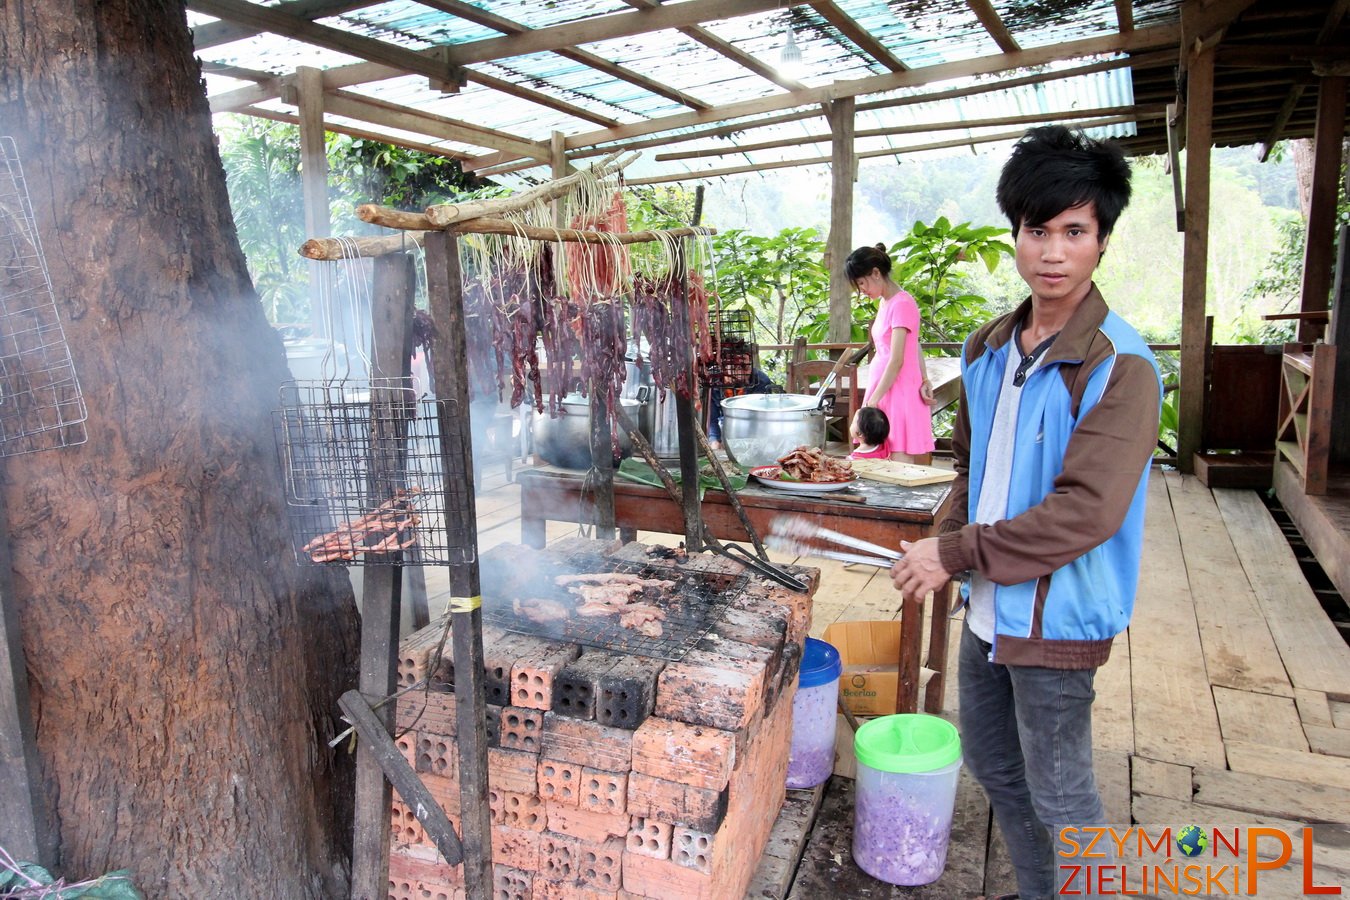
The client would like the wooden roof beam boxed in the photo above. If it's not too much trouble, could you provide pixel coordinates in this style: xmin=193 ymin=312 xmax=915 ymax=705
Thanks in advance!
xmin=193 ymin=0 xmax=371 ymax=50
xmin=967 ymin=0 xmax=1021 ymax=53
xmin=654 ymin=104 xmax=1157 ymax=161
xmin=237 ymin=105 xmax=474 ymax=160
xmin=627 ymin=113 xmax=1153 ymax=185
xmin=418 ymin=0 xmax=712 ymax=111
xmin=620 ymin=0 xmax=808 ymax=92
xmin=1256 ymin=0 xmax=1349 ymax=160
xmin=188 ymin=0 xmax=463 ymax=86
xmin=466 ymin=22 xmax=1180 ymax=171
xmin=434 ymin=0 xmax=809 ymax=67
xmin=321 ymin=90 xmax=549 ymax=158
xmin=1115 ymin=0 xmax=1134 ymax=33
xmin=807 ymin=1 xmax=909 ymax=72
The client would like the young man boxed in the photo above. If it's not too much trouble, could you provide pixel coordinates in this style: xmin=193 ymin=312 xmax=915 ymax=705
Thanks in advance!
xmin=890 ymin=125 xmax=1161 ymax=900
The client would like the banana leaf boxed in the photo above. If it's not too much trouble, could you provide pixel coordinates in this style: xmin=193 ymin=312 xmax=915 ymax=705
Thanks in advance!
xmin=616 ymin=458 xmax=747 ymax=501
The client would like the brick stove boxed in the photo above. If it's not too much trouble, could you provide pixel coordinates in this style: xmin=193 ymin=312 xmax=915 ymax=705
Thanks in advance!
xmin=388 ymin=536 xmax=817 ymax=900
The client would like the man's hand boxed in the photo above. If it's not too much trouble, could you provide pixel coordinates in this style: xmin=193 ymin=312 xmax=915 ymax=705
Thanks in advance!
xmin=890 ymin=537 xmax=952 ymax=602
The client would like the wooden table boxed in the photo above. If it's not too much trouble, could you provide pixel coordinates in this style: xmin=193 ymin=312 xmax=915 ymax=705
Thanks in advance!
xmin=516 ymin=466 xmax=955 ymax=714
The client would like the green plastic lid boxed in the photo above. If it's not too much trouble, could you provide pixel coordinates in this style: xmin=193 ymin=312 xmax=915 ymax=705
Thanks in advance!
xmin=854 ymin=714 xmax=961 ymax=774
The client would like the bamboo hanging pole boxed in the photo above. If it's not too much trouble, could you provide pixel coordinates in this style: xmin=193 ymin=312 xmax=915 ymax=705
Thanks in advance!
xmin=423 ymin=151 xmax=636 ymax=227
xmin=300 ymin=221 xmax=715 ymax=260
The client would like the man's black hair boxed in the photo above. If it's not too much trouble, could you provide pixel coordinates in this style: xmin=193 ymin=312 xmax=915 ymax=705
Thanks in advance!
xmin=996 ymin=125 xmax=1132 ymax=239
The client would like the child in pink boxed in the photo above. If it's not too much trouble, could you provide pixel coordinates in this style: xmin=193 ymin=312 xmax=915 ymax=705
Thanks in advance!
xmin=845 ymin=244 xmax=936 ymax=462
xmin=851 ymin=407 xmax=891 ymax=459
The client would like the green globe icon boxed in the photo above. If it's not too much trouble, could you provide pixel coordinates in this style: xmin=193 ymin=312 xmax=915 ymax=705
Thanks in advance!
xmin=1177 ymin=825 xmax=1208 ymax=858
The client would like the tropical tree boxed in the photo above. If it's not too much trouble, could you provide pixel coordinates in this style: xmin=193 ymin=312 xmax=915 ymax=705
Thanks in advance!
xmin=2 ymin=2 xmax=358 ymax=895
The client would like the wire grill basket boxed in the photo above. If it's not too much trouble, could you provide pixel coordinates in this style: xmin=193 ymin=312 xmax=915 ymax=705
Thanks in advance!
xmin=273 ymin=379 xmax=475 ymax=567
xmin=704 ymin=308 xmax=755 ymax=390
xmin=0 ymin=136 xmax=87 ymax=457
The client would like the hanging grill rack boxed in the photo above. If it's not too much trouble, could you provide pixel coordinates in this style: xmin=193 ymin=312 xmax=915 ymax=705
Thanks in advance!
xmin=703 ymin=307 xmax=755 ymax=391
xmin=0 ymin=137 xmax=87 ymax=457
xmin=273 ymin=378 xmax=475 ymax=567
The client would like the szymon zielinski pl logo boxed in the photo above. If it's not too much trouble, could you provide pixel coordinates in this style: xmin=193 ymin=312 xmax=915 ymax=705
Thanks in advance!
xmin=1056 ymin=824 xmax=1346 ymax=896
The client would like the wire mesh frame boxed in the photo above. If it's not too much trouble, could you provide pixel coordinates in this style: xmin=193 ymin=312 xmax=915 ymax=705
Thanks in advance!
xmin=0 ymin=136 xmax=88 ymax=457
xmin=704 ymin=307 xmax=755 ymax=390
xmin=273 ymin=379 xmax=476 ymax=567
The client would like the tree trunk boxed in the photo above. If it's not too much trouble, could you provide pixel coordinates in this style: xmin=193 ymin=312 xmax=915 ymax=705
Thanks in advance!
xmin=0 ymin=2 xmax=360 ymax=896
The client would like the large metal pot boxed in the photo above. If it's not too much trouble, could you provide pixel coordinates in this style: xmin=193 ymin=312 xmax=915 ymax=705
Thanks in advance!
xmin=720 ymin=393 xmax=830 ymax=468
xmin=624 ymin=357 xmax=679 ymax=459
xmin=533 ymin=392 xmax=645 ymax=470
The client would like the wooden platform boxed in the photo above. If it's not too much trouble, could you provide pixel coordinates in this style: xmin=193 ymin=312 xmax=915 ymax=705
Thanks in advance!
xmin=416 ymin=463 xmax=1350 ymax=898
xmin=1274 ymin=458 xmax=1350 ymax=610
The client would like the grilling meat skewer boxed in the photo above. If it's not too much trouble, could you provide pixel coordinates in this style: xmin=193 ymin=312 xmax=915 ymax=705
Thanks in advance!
xmin=555 ymin=571 xmax=669 ymax=637
xmin=303 ymin=487 xmax=424 ymax=563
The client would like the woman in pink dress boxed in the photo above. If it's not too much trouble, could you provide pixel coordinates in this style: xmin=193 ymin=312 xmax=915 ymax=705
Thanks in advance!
xmin=845 ymin=244 xmax=936 ymax=463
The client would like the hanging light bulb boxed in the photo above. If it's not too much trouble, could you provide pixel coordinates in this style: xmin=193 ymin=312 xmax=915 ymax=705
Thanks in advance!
xmin=779 ymin=26 xmax=805 ymax=79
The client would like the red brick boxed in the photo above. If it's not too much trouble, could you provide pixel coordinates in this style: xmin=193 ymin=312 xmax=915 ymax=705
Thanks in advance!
xmin=580 ymin=767 xmax=628 ymax=816
xmin=542 ymin=712 xmax=633 ymax=771
xmin=500 ymin=706 xmax=546 ymax=753
xmin=653 ymin=651 xmax=763 ymax=731
xmin=494 ymin=864 xmax=533 ymax=900
xmin=545 ymin=803 xmax=630 ymax=844
xmin=630 ymin=718 xmax=736 ymax=791
xmin=397 ymin=621 xmax=451 ymax=690
xmin=620 ymin=852 xmax=727 ymax=900
xmin=417 ymin=732 xmax=460 ymax=779
xmin=422 ymin=772 xmax=461 ymax=817
xmin=625 ymin=772 xmax=727 ymax=833
xmin=537 ymin=759 xmax=583 ymax=807
xmin=396 ymin=688 xmax=457 ymax=737
xmin=492 ymin=824 xmax=542 ymax=872
xmin=490 ymin=788 xmax=545 ymax=831
xmin=395 ymin=731 xmax=418 ymax=773
xmin=577 ymin=836 xmax=626 ymax=892
xmin=531 ymin=878 xmax=619 ymax=900
xmin=488 ymin=746 xmax=539 ymax=796
xmin=390 ymin=799 xmax=429 ymax=852
xmin=539 ymin=831 xmax=581 ymax=883
xmin=624 ymin=817 xmax=672 ymax=861
xmin=513 ymin=643 xmax=582 ymax=710
xmin=389 ymin=851 xmax=465 ymax=899
xmin=670 ymin=826 xmax=714 ymax=874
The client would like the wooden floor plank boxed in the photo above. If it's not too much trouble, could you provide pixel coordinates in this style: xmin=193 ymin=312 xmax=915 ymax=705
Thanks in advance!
xmin=1130 ymin=755 xmax=1194 ymax=803
xmin=1223 ymin=740 xmax=1350 ymax=791
xmin=1212 ymin=685 xmax=1307 ymax=750
xmin=1096 ymin=749 xmax=1131 ymax=824
xmin=1212 ymin=487 xmax=1350 ymax=697
xmin=1192 ymin=766 xmax=1350 ymax=822
xmin=1165 ymin=473 xmax=1294 ymax=697
xmin=1296 ymin=688 xmax=1336 ymax=728
xmin=745 ymin=786 xmax=825 ymax=900
xmin=1305 ymin=724 xmax=1350 ymax=758
xmin=1129 ymin=475 xmax=1227 ymax=769
xmin=1093 ymin=629 xmax=1134 ymax=754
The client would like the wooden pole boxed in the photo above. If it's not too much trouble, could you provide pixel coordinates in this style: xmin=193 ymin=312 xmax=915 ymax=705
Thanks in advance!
xmin=296 ymin=65 xmax=331 ymax=340
xmin=1298 ymin=75 xmax=1346 ymax=343
xmin=349 ymin=252 xmax=415 ymax=900
xmin=424 ymin=150 xmax=633 ymax=226
xmin=1176 ymin=38 xmax=1214 ymax=475
xmin=302 ymin=222 xmax=716 ymax=260
xmin=0 ymin=493 xmax=53 ymax=868
xmin=671 ymin=239 xmax=703 ymax=551
xmin=423 ymin=230 xmax=494 ymax=898
xmin=827 ymin=97 xmax=856 ymax=344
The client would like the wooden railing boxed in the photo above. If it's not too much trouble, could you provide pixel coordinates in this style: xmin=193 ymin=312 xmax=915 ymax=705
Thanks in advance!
xmin=1276 ymin=342 xmax=1336 ymax=495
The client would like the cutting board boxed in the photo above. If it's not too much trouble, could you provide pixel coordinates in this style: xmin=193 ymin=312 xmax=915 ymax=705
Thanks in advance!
xmin=848 ymin=458 xmax=958 ymax=487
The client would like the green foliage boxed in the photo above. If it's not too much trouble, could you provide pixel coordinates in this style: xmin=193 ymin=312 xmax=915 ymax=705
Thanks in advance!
xmin=325 ymin=135 xmax=479 ymax=226
xmin=708 ymin=227 xmax=831 ymax=374
xmin=888 ymin=217 xmax=1014 ymax=345
xmin=0 ymin=858 xmax=143 ymax=899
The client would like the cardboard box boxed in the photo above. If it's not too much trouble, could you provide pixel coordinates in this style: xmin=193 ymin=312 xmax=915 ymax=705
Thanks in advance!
xmin=822 ymin=620 xmax=901 ymax=717
xmin=832 ymin=712 xmax=866 ymax=779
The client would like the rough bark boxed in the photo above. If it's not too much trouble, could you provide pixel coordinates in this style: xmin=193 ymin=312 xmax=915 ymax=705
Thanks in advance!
xmin=0 ymin=1 xmax=360 ymax=896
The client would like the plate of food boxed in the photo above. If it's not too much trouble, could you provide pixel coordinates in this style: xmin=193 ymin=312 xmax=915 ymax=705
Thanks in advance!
xmin=749 ymin=465 xmax=858 ymax=493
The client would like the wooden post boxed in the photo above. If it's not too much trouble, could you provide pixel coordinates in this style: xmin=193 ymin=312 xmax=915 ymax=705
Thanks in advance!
xmin=827 ymin=97 xmax=856 ymax=344
xmin=1176 ymin=40 xmax=1214 ymax=475
xmin=423 ymin=230 xmax=494 ymax=898
xmin=671 ymin=239 xmax=703 ymax=551
xmin=296 ymin=66 xmax=331 ymax=339
xmin=1298 ymin=75 xmax=1346 ymax=343
xmin=1330 ymin=222 xmax=1349 ymax=465
xmin=349 ymin=253 xmax=415 ymax=900
xmin=0 ymin=495 xmax=52 ymax=868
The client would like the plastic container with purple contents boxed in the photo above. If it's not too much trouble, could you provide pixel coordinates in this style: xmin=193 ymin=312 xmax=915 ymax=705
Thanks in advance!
xmin=785 ymin=637 xmax=842 ymax=789
xmin=852 ymin=713 xmax=962 ymax=886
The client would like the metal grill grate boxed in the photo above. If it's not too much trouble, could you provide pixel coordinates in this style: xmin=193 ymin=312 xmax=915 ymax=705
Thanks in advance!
xmin=479 ymin=548 xmax=750 ymax=661
xmin=273 ymin=379 xmax=475 ymax=566
xmin=0 ymin=137 xmax=87 ymax=457
xmin=704 ymin=308 xmax=755 ymax=390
